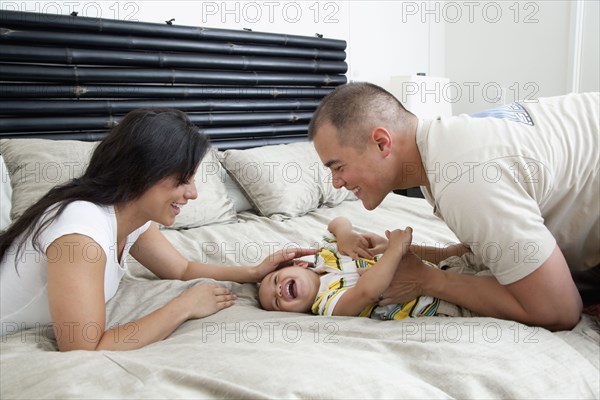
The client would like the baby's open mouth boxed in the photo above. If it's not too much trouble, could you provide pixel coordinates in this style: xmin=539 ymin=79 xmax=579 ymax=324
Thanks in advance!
xmin=285 ymin=280 xmax=297 ymax=299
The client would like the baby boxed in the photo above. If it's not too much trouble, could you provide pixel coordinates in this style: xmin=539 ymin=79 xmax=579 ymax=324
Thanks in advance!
xmin=259 ymin=217 xmax=472 ymax=319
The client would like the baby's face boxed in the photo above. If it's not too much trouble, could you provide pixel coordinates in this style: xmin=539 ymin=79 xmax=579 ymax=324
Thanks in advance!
xmin=258 ymin=262 xmax=320 ymax=313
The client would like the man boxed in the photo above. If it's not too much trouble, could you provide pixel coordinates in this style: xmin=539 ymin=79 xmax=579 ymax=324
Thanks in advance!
xmin=308 ymin=82 xmax=599 ymax=331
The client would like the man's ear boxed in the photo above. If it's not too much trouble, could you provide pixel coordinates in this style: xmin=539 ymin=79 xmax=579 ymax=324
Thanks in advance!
xmin=371 ymin=127 xmax=392 ymax=157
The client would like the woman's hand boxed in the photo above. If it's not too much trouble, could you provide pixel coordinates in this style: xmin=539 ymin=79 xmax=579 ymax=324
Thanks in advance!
xmin=176 ymin=283 xmax=236 ymax=319
xmin=253 ymin=247 xmax=319 ymax=282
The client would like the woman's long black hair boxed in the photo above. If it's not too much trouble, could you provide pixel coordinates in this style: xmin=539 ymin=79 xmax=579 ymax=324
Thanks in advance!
xmin=0 ymin=109 xmax=209 ymax=262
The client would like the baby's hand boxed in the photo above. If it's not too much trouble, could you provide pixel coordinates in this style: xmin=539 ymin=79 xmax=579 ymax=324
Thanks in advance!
xmin=385 ymin=227 xmax=413 ymax=255
xmin=337 ymin=231 xmax=374 ymax=259
xmin=361 ymin=232 xmax=389 ymax=254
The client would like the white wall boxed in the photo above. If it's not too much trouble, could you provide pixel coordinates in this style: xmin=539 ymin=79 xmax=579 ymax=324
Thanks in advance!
xmin=346 ymin=1 xmax=433 ymax=88
xmin=0 ymin=1 xmax=437 ymax=91
xmin=579 ymin=0 xmax=600 ymax=93
xmin=444 ymin=0 xmax=574 ymax=115
xmin=2 ymin=1 xmax=597 ymax=116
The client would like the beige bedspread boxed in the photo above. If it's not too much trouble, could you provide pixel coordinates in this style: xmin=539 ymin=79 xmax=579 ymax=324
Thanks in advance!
xmin=1 ymin=195 xmax=598 ymax=399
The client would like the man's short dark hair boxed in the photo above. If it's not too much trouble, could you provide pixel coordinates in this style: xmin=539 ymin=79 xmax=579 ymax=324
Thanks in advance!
xmin=307 ymin=82 xmax=413 ymax=149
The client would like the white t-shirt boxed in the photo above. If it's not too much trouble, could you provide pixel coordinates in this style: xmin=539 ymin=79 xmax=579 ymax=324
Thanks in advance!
xmin=417 ymin=92 xmax=599 ymax=285
xmin=0 ymin=201 xmax=151 ymax=336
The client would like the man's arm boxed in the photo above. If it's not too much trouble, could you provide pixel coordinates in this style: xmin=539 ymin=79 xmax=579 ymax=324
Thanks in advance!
xmin=381 ymin=245 xmax=582 ymax=331
xmin=410 ymin=243 xmax=471 ymax=264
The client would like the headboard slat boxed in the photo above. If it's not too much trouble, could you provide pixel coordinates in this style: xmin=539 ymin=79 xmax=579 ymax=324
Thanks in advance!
xmin=0 ymin=10 xmax=347 ymax=148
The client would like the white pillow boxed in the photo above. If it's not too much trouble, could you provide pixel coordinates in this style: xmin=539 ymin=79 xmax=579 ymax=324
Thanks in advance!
xmin=219 ymin=142 xmax=354 ymax=218
xmin=0 ymin=155 xmax=13 ymax=231
xmin=0 ymin=138 xmax=97 ymax=222
xmin=223 ymin=169 xmax=253 ymax=213
xmin=0 ymin=139 xmax=236 ymax=229
xmin=168 ymin=148 xmax=237 ymax=229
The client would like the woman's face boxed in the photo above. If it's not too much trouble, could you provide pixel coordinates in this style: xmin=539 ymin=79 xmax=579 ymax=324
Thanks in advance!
xmin=136 ymin=174 xmax=198 ymax=226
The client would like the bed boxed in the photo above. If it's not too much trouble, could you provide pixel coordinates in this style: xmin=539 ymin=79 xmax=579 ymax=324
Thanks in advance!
xmin=1 ymin=9 xmax=599 ymax=399
xmin=0 ymin=138 xmax=599 ymax=399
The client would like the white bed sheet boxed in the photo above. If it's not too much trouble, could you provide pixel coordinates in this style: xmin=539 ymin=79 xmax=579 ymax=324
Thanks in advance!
xmin=1 ymin=195 xmax=598 ymax=399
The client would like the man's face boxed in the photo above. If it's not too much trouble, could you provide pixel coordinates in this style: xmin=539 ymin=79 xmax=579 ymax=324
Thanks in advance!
xmin=313 ymin=122 xmax=390 ymax=211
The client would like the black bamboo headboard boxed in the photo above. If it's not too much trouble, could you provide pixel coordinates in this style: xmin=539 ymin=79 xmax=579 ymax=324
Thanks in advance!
xmin=0 ymin=10 xmax=347 ymax=149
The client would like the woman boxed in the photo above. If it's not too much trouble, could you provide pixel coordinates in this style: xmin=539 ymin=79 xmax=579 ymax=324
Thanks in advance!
xmin=0 ymin=109 xmax=315 ymax=351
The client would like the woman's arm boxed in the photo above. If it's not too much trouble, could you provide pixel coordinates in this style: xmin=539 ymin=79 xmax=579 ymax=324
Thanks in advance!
xmin=332 ymin=227 xmax=413 ymax=316
xmin=130 ymin=223 xmax=318 ymax=283
xmin=47 ymin=234 xmax=234 ymax=351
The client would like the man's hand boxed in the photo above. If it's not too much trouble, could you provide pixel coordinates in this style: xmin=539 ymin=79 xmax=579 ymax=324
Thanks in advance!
xmin=370 ymin=250 xmax=431 ymax=305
